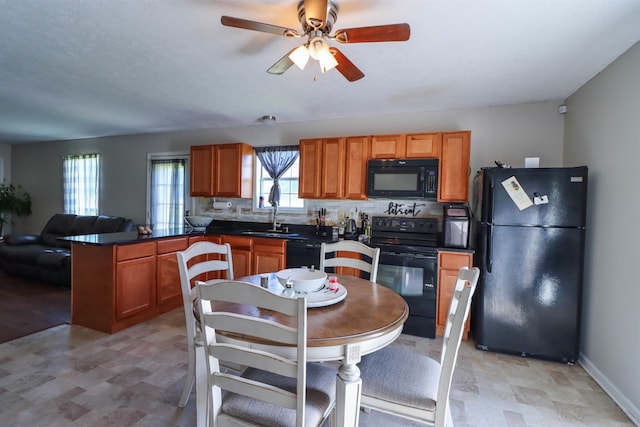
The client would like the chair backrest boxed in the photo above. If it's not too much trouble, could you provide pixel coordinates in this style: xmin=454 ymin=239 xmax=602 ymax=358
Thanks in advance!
xmin=176 ymin=242 xmax=234 ymax=351
xmin=195 ymin=279 xmax=309 ymax=427
xmin=319 ymin=240 xmax=381 ymax=282
xmin=435 ymin=266 xmax=479 ymax=426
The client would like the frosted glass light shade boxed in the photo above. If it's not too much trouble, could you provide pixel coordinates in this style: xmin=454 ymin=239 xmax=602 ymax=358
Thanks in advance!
xmin=289 ymin=45 xmax=309 ymax=70
xmin=318 ymin=49 xmax=338 ymax=73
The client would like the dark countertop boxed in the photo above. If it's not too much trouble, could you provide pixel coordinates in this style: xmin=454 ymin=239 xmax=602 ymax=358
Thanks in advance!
xmin=62 ymin=226 xmax=203 ymax=245
xmin=62 ymin=219 xmax=474 ymax=253
xmin=63 ymin=221 xmax=338 ymax=246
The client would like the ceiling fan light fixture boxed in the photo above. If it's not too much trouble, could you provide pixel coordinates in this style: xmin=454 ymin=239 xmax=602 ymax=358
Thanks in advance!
xmin=318 ymin=48 xmax=338 ymax=73
xmin=289 ymin=45 xmax=310 ymax=70
xmin=309 ymin=36 xmax=328 ymax=60
xmin=308 ymin=35 xmax=337 ymax=73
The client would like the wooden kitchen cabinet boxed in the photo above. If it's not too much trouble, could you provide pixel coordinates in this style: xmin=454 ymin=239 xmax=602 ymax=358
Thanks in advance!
xmin=222 ymin=235 xmax=252 ymax=279
xmin=156 ymin=237 xmax=189 ymax=307
xmin=437 ymin=250 xmax=473 ymax=339
xmin=370 ymin=134 xmax=406 ymax=159
xmin=320 ymin=137 xmax=345 ymax=198
xmin=406 ymin=133 xmax=441 ymax=158
xmin=221 ymin=235 xmax=285 ymax=277
xmin=298 ymin=139 xmax=323 ymax=198
xmin=299 ymin=136 xmax=369 ymax=200
xmin=71 ymin=237 xmax=197 ymax=334
xmin=439 ymin=131 xmax=471 ymax=202
xmin=115 ymin=242 xmax=157 ymax=321
xmin=371 ymin=132 xmax=441 ymax=159
xmin=344 ymin=136 xmax=370 ymax=200
xmin=190 ymin=142 xmax=254 ymax=198
xmin=253 ymin=238 xmax=286 ymax=275
xmin=216 ymin=143 xmax=254 ymax=198
xmin=190 ymin=144 xmax=215 ymax=196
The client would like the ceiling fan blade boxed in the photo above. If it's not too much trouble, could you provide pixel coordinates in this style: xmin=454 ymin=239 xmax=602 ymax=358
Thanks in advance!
xmin=329 ymin=47 xmax=364 ymax=82
xmin=333 ymin=23 xmax=410 ymax=43
xmin=221 ymin=16 xmax=299 ymax=37
xmin=267 ymin=48 xmax=297 ymax=75
xmin=304 ymin=0 xmax=328 ymax=29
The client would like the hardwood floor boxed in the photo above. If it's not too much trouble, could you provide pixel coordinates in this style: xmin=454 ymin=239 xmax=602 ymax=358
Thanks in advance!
xmin=0 ymin=308 xmax=633 ymax=426
xmin=0 ymin=273 xmax=70 ymax=344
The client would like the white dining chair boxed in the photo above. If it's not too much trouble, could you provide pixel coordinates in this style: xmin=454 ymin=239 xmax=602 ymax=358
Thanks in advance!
xmin=194 ymin=279 xmax=337 ymax=427
xmin=319 ymin=240 xmax=381 ymax=282
xmin=358 ymin=266 xmax=480 ymax=427
xmin=176 ymin=241 xmax=234 ymax=419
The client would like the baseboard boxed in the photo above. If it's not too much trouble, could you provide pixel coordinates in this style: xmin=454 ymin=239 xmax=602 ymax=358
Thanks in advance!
xmin=579 ymin=352 xmax=640 ymax=426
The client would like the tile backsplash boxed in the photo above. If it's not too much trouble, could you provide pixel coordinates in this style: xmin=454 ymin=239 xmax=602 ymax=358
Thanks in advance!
xmin=197 ymin=197 xmax=459 ymax=231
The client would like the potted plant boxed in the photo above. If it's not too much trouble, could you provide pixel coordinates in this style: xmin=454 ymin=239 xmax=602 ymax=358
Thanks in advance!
xmin=0 ymin=182 xmax=32 ymax=236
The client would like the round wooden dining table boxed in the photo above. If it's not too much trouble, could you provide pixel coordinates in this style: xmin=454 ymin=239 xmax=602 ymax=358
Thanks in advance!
xmin=217 ymin=273 xmax=410 ymax=427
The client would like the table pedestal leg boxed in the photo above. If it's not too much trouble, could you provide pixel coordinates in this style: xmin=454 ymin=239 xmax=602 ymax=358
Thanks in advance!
xmin=336 ymin=344 xmax=362 ymax=427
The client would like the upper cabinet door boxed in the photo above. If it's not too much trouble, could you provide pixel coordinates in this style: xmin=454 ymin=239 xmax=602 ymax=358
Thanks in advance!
xmin=370 ymin=134 xmax=406 ymax=159
xmin=320 ymin=137 xmax=346 ymax=199
xmin=298 ymin=139 xmax=323 ymax=199
xmin=439 ymin=131 xmax=471 ymax=202
xmin=344 ymin=136 xmax=370 ymax=200
xmin=406 ymin=133 xmax=441 ymax=158
xmin=215 ymin=143 xmax=253 ymax=198
xmin=190 ymin=145 xmax=215 ymax=196
xmin=190 ymin=143 xmax=253 ymax=198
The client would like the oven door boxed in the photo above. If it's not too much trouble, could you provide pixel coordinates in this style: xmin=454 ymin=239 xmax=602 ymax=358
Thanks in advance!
xmin=376 ymin=250 xmax=437 ymax=317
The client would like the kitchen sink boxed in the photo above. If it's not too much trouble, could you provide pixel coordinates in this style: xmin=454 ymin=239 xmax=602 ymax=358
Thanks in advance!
xmin=239 ymin=231 xmax=301 ymax=238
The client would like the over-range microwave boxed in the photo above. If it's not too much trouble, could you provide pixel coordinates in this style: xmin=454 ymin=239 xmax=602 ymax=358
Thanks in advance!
xmin=367 ymin=159 xmax=439 ymax=200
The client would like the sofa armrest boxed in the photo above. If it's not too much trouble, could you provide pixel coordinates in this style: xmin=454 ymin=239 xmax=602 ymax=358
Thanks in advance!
xmin=5 ymin=234 xmax=42 ymax=245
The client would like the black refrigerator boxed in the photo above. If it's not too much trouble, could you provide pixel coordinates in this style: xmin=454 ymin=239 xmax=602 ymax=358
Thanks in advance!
xmin=472 ymin=166 xmax=588 ymax=363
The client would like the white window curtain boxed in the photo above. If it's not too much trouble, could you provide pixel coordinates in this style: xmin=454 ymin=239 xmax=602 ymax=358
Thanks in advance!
xmin=254 ymin=146 xmax=299 ymax=207
xmin=63 ymin=154 xmax=100 ymax=215
xmin=150 ymin=158 xmax=186 ymax=230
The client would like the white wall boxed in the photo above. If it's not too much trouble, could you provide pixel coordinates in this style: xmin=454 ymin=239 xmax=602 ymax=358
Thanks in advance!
xmin=10 ymin=101 xmax=564 ymax=233
xmin=564 ymin=41 xmax=640 ymax=423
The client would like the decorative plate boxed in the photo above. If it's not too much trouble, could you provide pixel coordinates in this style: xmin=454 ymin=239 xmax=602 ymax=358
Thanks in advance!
xmin=284 ymin=282 xmax=347 ymax=308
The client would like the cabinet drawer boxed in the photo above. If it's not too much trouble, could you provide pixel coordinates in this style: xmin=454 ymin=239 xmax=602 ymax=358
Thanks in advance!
xmin=254 ymin=238 xmax=286 ymax=254
xmin=439 ymin=252 xmax=472 ymax=269
xmin=117 ymin=241 xmax=156 ymax=261
xmin=223 ymin=235 xmax=252 ymax=250
xmin=157 ymin=237 xmax=188 ymax=254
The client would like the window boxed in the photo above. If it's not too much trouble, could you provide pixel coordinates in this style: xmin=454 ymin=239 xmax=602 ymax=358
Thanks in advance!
xmin=63 ymin=154 xmax=99 ymax=215
xmin=148 ymin=154 xmax=189 ymax=230
xmin=254 ymin=149 xmax=303 ymax=210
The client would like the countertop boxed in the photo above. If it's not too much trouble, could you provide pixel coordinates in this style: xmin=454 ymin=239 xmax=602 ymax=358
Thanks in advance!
xmin=62 ymin=219 xmax=474 ymax=253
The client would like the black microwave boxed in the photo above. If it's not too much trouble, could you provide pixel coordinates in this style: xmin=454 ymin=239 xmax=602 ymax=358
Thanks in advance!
xmin=367 ymin=159 xmax=439 ymax=200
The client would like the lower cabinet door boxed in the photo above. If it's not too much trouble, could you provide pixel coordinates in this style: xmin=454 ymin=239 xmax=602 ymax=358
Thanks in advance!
xmin=157 ymin=252 xmax=182 ymax=305
xmin=254 ymin=251 xmax=284 ymax=275
xmin=116 ymin=256 xmax=156 ymax=320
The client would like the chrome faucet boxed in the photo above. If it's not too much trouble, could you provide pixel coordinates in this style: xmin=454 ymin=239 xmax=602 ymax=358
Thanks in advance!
xmin=270 ymin=202 xmax=281 ymax=231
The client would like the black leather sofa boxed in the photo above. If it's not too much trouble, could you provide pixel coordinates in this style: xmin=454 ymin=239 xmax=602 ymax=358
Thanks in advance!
xmin=0 ymin=213 xmax=136 ymax=287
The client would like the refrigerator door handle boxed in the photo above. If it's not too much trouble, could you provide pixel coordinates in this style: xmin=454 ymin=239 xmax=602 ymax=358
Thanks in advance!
xmin=488 ymin=177 xmax=495 ymax=222
xmin=485 ymin=225 xmax=493 ymax=273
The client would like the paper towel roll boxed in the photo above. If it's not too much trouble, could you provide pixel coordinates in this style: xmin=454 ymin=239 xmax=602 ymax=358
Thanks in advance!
xmin=213 ymin=201 xmax=232 ymax=209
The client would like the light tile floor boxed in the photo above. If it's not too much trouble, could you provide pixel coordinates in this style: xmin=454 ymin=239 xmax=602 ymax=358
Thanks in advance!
xmin=0 ymin=309 xmax=633 ymax=427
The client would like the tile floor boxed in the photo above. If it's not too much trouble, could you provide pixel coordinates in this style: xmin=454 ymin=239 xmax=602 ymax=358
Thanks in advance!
xmin=0 ymin=309 xmax=633 ymax=427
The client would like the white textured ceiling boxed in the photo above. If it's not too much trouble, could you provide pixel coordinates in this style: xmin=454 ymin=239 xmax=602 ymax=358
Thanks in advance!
xmin=1 ymin=0 xmax=639 ymax=144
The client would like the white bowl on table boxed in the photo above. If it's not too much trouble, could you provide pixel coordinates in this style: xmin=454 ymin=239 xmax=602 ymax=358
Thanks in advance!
xmin=276 ymin=268 xmax=327 ymax=293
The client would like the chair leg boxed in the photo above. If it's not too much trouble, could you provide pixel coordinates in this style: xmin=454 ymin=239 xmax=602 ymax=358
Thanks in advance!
xmin=445 ymin=403 xmax=454 ymax=427
xmin=195 ymin=346 xmax=209 ymax=427
xmin=178 ymin=344 xmax=195 ymax=407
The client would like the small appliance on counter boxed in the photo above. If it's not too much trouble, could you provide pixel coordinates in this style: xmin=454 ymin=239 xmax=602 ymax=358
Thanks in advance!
xmin=442 ymin=205 xmax=470 ymax=249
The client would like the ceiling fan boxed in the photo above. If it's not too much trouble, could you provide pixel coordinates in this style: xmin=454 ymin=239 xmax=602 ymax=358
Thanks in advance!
xmin=221 ymin=0 xmax=410 ymax=82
